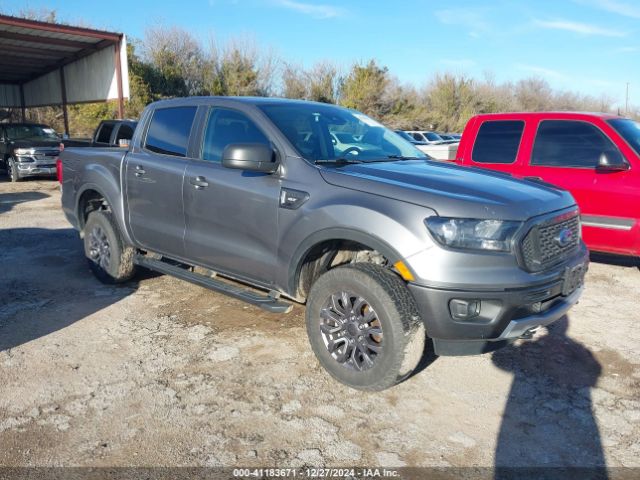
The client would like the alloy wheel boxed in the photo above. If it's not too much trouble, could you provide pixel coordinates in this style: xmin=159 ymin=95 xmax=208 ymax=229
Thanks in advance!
xmin=319 ymin=291 xmax=383 ymax=371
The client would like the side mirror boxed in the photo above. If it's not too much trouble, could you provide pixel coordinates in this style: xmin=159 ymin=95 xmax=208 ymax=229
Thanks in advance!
xmin=596 ymin=151 xmax=629 ymax=172
xmin=222 ymin=143 xmax=278 ymax=173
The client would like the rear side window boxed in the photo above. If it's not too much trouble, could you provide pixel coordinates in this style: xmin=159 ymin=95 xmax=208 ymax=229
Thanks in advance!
xmin=145 ymin=107 xmax=197 ymax=157
xmin=472 ymin=120 xmax=524 ymax=164
xmin=201 ymin=108 xmax=269 ymax=162
xmin=96 ymin=123 xmax=114 ymax=144
xmin=532 ymin=120 xmax=618 ymax=168
xmin=115 ymin=123 xmax=135 ymax=142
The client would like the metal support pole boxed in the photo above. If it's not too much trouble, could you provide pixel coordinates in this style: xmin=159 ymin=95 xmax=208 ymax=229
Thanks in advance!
xmin=59 ymin=67 xmax=69 ymax=136
xmin=19 ymin=84 xmax=26 ymax=122
xmin=114 ymin=38 xmax=125 ymax=119
xmin=625 ymin=82 xmax=630 ymax=116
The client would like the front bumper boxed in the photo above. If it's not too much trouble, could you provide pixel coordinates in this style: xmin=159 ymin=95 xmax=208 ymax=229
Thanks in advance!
xmin=408 ymin=248 xmax=588 ymax=356
xmin=16 ymin=160 xmax=57 ymax=177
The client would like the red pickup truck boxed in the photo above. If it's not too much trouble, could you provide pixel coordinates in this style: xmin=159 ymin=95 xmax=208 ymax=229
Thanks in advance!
xmin=456 ymin=112 xmax=640 ymax=258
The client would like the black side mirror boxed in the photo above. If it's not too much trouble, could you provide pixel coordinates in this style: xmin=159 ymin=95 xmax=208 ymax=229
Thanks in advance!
xmin=596 ymin=151 xmax=629 ymax=172
xmin=222 ymin=143 xmax=278 ymax=173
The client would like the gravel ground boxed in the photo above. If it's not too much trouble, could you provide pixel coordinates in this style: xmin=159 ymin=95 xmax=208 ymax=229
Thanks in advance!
xmin=0 ymin=178 xmax=639 ymax=471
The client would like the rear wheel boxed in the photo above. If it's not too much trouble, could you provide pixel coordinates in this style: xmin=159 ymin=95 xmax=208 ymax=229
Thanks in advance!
xmin=305 ymin=263 xmax=425 ymax=391
xmin=83 ymin=210 xmax=136 ymax=284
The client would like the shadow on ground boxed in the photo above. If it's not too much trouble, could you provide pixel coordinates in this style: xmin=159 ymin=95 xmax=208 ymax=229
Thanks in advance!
xmin=492 ymin=317 xmax=607 ymax=479
xmin=0 ymin=227 xmax=139 ymax=352
xmin=0 ymin=190 xmax=50 ymax=214
xmin=590 ymin=251 xmax=639 ymax=269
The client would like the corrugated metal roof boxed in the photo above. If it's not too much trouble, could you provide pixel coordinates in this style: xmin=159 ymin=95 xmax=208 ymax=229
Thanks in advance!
xmin=0 ymin=14 xmax=122 ymax=85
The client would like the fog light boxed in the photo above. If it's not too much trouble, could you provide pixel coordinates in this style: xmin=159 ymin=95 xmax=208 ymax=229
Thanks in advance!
xmin=449 ymin=299 xmax=481 ymax=320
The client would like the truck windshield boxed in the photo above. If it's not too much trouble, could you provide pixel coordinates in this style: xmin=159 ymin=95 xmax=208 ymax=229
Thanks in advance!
xmin=608 ymin=118 xmax=640 ymax=156
xmin=259 ymin=103 xmax=426 ymax=162
xmin=6 ymin=125 xmax=59 ymax=142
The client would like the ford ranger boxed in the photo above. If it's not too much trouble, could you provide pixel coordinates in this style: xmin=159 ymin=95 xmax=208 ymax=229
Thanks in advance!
xmin=59 ymin=97 xmax=588 ymax=390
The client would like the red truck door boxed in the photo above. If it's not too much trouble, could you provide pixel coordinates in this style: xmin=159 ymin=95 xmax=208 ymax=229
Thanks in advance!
xmin=520 ymin=119 xmax=637 ymax=255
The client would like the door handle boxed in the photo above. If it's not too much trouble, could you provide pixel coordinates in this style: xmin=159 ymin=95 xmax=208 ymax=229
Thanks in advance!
xmin=134 ymin=165 xmax=146 ymax=177
xmin=524 ymin=176 xmax=543 ymax=182
xmin=189 ymin=176 xmax=209 ymax=189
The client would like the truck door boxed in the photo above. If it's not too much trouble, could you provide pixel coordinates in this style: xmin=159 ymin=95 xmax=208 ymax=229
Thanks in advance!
xmin=523 ymin=119 xmax=637 ymax=255
xmin=125 ymin=106 xmax=197 ymax=258
xmin=182 ymin=107 xmax=280 ymax=285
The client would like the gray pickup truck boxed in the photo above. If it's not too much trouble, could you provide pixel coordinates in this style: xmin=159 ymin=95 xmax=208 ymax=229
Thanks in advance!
xmin=60 ymin=97 xmax=588 ymax=390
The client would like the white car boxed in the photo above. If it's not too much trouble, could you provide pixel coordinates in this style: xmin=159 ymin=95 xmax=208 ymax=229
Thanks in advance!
xmin=404 ymin=130 xmax=459 ymax=161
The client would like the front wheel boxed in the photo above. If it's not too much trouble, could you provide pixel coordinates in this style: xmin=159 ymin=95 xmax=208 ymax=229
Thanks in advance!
xmin=8 ymin=158 xmax=21 ymax=182
xmin=305 ymin=263 xmax=425 ymax=391
xmin=83 ymin=210 xmax=136 ymax=284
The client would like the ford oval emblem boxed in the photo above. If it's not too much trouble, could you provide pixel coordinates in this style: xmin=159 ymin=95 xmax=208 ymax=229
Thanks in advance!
xmin=555 ymin=228 xmax=574 ymax=247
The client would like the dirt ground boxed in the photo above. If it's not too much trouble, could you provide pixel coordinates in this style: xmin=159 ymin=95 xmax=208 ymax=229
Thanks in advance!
xmin=1 ymin=178 xmax=639 ymax=471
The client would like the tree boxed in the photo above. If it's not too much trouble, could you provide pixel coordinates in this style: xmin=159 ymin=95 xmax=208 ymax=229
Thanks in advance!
xmin=141 ymin=25 xmax=206 ymax=97
xmin=281 ymin=61 xmax=341 ymax=103
xmin=425 ymin=73 xmax=478 ymax=132
xmin=339 ymin=60 xmax=390 ymax=119
xmin=514 ymin=77 xmax=553 ymax=111
xmin=206 ymin=38 xmax=278 ymax=97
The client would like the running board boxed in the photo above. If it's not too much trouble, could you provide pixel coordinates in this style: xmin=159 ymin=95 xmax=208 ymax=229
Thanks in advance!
xmin=133 ymin=255 xmax=293 ymax=313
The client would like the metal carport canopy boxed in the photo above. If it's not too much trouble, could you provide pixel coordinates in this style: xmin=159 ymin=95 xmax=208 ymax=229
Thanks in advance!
xmin=0 ymin=14 xmax=129 ymax=134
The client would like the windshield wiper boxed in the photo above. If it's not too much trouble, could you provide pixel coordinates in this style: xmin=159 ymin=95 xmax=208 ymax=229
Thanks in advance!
xmin=314 ymin=158 xmax=364 ymax=166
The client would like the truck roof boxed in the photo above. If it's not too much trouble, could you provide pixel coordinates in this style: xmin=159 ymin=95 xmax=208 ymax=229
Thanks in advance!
xmin=148 ymin=96 xmax=348 ymax=109
xmin=468 ymin=111 xmax=624 ymax=121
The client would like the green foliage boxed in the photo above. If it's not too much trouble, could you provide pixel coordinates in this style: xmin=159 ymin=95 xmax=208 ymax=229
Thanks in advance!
xmin=339 ymin=60 xmax=390 ymax=118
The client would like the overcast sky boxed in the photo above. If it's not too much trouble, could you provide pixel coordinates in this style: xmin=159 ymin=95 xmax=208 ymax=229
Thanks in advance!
xmin=5 ymin=0 xmax=639 ymax=107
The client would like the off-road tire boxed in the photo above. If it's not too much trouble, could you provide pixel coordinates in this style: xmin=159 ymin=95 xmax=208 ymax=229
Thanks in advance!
xmin=305 ymin=263 xmax=425 ymax=391
xmin=83 ymin=210 xmax=136 ymax=284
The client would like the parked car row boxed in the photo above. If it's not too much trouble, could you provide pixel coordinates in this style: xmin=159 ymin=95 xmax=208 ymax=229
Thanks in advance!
xmin=401 ymin=130 xmax=461 ymax=160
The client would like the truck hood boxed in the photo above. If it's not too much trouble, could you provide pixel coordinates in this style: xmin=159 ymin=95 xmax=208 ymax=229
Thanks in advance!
xmin=10 ymin=139 xmax=61 ymax=150
xmin=319 ymin=160 xmax=576 ymax=221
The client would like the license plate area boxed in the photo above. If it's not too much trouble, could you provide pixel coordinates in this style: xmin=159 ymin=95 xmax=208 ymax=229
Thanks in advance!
xmin=562 ymin=262 xmax=587 ymax=296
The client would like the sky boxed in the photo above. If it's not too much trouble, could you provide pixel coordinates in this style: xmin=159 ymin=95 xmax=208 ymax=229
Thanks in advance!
xmin=3 ymin=0 xmax=639 ymax=107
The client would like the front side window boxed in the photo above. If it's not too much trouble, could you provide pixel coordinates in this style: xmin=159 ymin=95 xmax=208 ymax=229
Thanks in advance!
xmin=532 ymin=120 xmax=619 ymax=168
xmin=96 ymin=123 xmax=114 ymax=144
xmin=145 ymin=107 xmax=197 ymax=157
xmin=202 ymin=109 xmax=270 ymax=162
xmin=260 ymin=103 xmax=425 ymax=162
xmin=472 ymin=120 xmax=524 ymax=164
xmin=607 ymin=118 xmax=640 ymax=157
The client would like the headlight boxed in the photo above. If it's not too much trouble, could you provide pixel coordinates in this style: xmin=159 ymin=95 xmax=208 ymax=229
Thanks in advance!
xmin=425 ymin=217 xmax=522 ymax=252
xmin=14 ymin=148 xmax=35 ymax=156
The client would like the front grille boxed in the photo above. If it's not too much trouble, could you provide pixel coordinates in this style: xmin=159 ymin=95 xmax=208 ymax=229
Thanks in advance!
xmin=34 ymin=150 xmax=60 ymax=159
xmin=36 ymin=164 xmax=56 ymax=168
xmin=521 ymin=212 xmax=580 ymax=272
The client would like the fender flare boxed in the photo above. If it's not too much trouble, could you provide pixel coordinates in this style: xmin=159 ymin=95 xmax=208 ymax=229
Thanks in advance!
xmin=286 ymin=227 xmax=408 ymax=297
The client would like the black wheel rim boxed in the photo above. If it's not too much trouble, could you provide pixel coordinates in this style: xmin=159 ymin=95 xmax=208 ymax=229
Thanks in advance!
xmin=319 ymin=291 xmax=383 ymax=371
xmin=88 ymin=225 xmax=111 ymax=270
